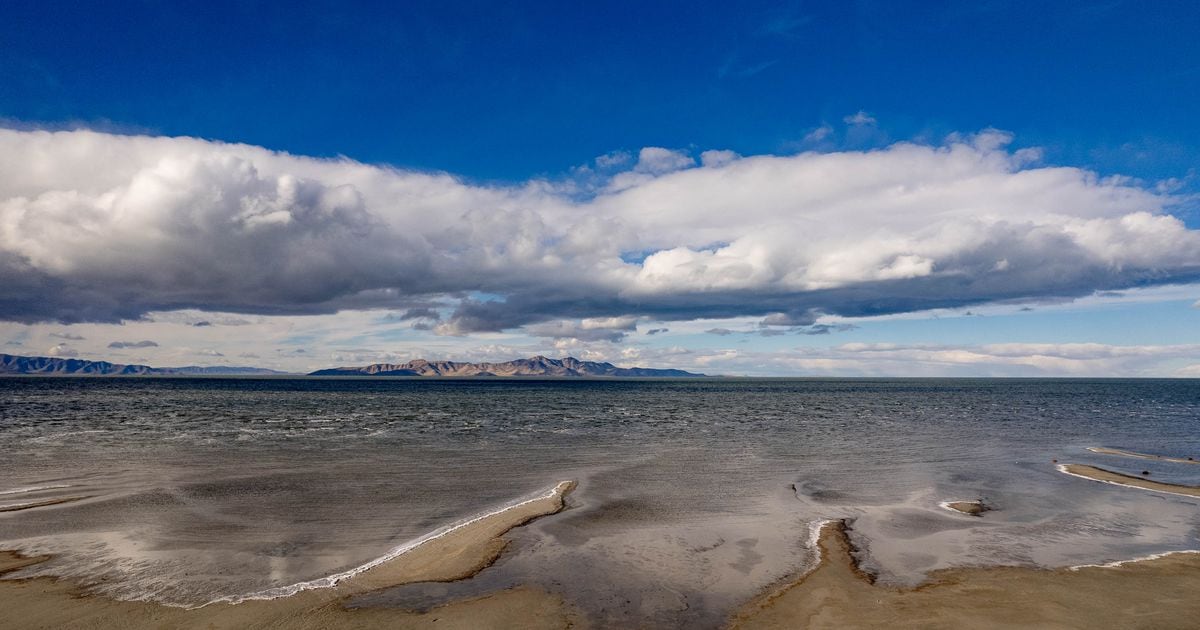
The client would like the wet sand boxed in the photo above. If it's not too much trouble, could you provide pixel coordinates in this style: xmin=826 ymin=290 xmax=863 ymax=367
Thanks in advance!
xmin=937 ymin=499 xmax=990 ymax=516
xmin=730 ymin=520 xmax=1200 ymax=630
xmin=0 ymin=496 xmax=90 ymax=513
xmin=1058 ymin=463 xmax=1200 ymax=498
xmin=0 ymin=481 xmax=581 ymax=630
xmin=1088 ymin=446 xmax=1200 ymax=465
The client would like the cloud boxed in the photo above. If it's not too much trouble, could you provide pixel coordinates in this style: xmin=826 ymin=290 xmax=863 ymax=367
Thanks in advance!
xmin=2 ymin=128 xmax=1199 ymax=337
xmin=47 ymin=343 xmax=77 ymax=357
xmin=802 ymin=125 xmax=833 ymax=144
xmin=49 ymin=332 xmax=85 ymax=340
xmin=633 ymin=147 xmax=694 ymax=174
xmin=699 ymin=150 xmax=739 ymax=168
xmin=705 ymin=328 xmax=736 ymax=336
xmin=799 ymin=323 xmax=858 ymax=335
xmin=680 ymin=342 xmax=1200 ymax=377
xmin=198 ymin=349 xmax=224 ymax=357
xmin=843 ymin=111 xmax=877 ymax=126
xmin=394 ymin=307 xmax=441 ymax=321
xmin=645 ymin=327 xmax=669 ymax=335
xmin=107 ymin=339 xmax=158 ymax=348
xmin=525 ymin=316 xmax=639 ymax=342
xmin=1177 ymin=364 xmax=1200 ymax=377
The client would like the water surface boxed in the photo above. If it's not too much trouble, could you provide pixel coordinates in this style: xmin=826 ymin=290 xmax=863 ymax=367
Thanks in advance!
xmin=2 ymin=377 xmax=1198 ymax=626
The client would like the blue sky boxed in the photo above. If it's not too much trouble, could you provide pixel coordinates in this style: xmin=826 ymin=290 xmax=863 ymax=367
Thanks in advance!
xmin=5 ymin=1 xmax=1198 ymax=184
xmin=1 ymin=1 xmax=1199 ymax=375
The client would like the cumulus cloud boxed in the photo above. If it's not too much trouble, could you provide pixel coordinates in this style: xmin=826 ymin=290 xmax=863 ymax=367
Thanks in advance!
xmin=2 ymin=128 xmax=1199 ymax=336
xmin=108 ymin=340 xmax=158 ymax=348
xmin=47 ymin=343 xmax=77 ymax=357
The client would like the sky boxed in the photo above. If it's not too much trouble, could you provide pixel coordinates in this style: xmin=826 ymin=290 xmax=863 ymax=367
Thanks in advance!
xmin=1 ymin=0 xmax=1199 ymax=376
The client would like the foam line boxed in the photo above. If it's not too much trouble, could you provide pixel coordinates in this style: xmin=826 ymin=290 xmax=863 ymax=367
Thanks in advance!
xmin=197 ymin=480 xmax=573 ymax=608
xmin=806 ymin=519 xmax=836 ymax=551
xmin=1069 ymin=550 xmax=1200 ymax=571
xmin=0 ymin=484 xmax=70 ymax=496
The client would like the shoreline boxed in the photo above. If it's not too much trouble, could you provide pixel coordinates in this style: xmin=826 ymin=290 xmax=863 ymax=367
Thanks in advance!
xmin=1087 ymin=446 xmax=1199 ymax=465
xmin=4 ymin=499 xmax=1200 ymax=628
xmin=730 ymin=520 xmax=1200 ymax=629
xmin=1057 ymin=463 xmax=1200 ymax=498
xmin=0 ymin=480 xmax=580 ymax=629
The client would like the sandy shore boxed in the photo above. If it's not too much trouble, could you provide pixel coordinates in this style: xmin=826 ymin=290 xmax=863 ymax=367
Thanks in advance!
xmin=0 ymin=481 xmax=582 ymax=630
xmin=730 ymin=520 xmax=1200 ymax=629
xmin=0 ymin=496 xmax=90 ymax=513
xmin=1058 ymin=463 xmax=1200 ymax=498
xmin=1088 ymin=446 xmax=1200 ymax=465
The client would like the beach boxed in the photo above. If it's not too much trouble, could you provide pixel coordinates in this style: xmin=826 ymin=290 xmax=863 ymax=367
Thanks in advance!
xmin=0 ymin=482 xmax=581 ymax=629
xmin=4 ymin=511 xmax=1200 ymax=628
xmin=731 ymin=520 xmax=1200 ymax=629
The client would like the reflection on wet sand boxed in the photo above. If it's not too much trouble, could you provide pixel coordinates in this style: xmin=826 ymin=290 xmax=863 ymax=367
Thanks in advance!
xmin=0 ymin=482 xmax=579 ymax=630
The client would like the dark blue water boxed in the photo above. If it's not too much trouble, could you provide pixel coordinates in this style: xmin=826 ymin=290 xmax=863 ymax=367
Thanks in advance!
xmin=1 ymin=377 xmax=1198 ymax=626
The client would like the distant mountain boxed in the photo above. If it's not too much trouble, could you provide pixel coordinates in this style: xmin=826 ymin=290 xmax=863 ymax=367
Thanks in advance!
xmin=309 ymin=355 xmax=705 ymax=377
xmin=0 ymin=353 xmax=289 ymax=376
xmin=0 ymin=352 xmax=703 ymax=378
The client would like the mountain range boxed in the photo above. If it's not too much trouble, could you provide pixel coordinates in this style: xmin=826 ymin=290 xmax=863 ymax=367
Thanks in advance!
xmin=0 ymin=353 xmax=704 ymax=377
xmin=0 ymin=353 xmax=288 ymax=376
xmin=309 ymin=356 xmax=704 ymax=377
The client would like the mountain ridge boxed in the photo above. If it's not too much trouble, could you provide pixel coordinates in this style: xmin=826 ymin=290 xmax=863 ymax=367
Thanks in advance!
xmin=0 ymin=353 xmax=704 ymax=377
xmin=310 ymin=355 xmax=705 ymax=377
xmin=0 ymin=353 xmax=289 ymax=376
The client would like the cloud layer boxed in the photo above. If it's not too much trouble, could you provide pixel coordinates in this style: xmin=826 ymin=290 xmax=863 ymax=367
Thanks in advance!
xmin=2 ymin=128 xmax=1198 ymax=332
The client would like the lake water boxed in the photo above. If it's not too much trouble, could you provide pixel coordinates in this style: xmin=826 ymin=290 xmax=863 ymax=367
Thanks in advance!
xmin=2 ymin=377 xmax=1198 ymax=626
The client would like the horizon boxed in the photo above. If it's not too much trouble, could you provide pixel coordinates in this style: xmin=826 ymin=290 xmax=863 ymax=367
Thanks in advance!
xmin=2 ymin=2 xmax=1199 ymax=377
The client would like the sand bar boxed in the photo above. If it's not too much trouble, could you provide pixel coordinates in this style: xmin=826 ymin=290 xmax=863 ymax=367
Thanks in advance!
xmin=0 ymin=481 xmax=581 ymax=629
xmin=730 ymin=520 xmax=1200 ymax=629
xmin=1088 ymin=446 xmax=1200 ymax=465
xmin=938 ymin=499 xmax=990 ymax=516
xmin=1058 ymin=464 xmax=1200 ymax=498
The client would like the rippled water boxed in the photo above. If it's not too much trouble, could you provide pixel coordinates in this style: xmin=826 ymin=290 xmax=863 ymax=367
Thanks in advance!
xmin=1 ymin=377 xmax=1199 ymax=626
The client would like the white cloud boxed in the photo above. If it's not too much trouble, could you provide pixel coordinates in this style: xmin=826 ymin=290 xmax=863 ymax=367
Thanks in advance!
xmin=802 ymin=125 xmax=833 ymax=143
xmin=699 ymin=149 xmax=739 ymax=167
xmin=671 ymin=342 xmax=1200 ymax=377
xmin=1 ymin=127 xmax=1198 ymax=339
xmin=843 ymin=110 xmax=877 ymax=126
xmin=47 ymin=342 xmax=77 ymax=357
xmin=1176 ymin=364 xmax=1200 ymax=377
